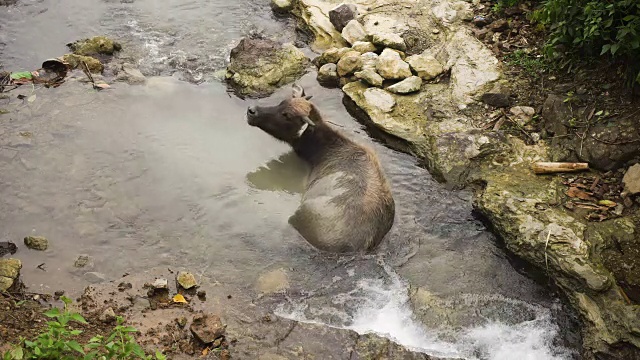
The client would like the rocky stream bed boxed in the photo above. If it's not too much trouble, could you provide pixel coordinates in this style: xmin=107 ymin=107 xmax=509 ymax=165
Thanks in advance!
xmin=226 ymin=0 xmax=640 ymax=359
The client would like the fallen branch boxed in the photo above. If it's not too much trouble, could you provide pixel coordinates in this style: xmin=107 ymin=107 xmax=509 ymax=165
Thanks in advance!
xmin=533 ymin=162 xmax=589 ymax=174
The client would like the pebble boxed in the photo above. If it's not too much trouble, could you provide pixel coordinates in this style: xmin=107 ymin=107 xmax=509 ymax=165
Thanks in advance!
xmin=190 ymin=314 xmax=226 ymax=344
xmin=74 ymin=255 xmax=91 ymax=268
xmin=99 ymin=307 xmax=117 ymax=323
xmin=152 ymin=278 xmax=169 ymax=290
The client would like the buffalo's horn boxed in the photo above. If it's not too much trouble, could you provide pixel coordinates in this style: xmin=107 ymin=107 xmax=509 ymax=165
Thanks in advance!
xmin=302 ymin=116 xmax=316 ymax=126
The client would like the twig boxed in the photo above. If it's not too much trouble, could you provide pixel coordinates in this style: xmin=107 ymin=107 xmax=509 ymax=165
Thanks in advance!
xmin=326 ymin=120 xmax=345 ymax=128
xmin=589 ymin=133 xmax=640 ymax=145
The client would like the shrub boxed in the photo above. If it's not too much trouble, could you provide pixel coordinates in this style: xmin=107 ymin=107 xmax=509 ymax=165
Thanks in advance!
xmin=533 ymin=0 xmax=640 ymax=83
xmin=2 ymin=296 xmax=166 ymax=360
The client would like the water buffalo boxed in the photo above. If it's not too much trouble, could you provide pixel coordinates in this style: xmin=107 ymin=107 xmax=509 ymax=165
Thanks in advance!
xmin=246 ymin=84 xmax=395 ymax=253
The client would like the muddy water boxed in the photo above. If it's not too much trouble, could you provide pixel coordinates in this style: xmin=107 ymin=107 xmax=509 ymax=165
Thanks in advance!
xmin=1 ymin=1 xmax=578 ymax=359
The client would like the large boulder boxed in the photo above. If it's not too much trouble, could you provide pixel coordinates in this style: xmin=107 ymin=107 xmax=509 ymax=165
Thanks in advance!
xmin=376 ymin=49 xmax=412 ymax=80
xmin=226 ymin=37 xmax=309 ymax=98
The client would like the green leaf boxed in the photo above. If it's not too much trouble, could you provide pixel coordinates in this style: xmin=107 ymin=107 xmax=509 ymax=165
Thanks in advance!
xmin=611 ymin=43 xmax=620 ymax=55
xmin=10 ymin=72 xmax=32 ymax=80
xmin=595 ymin=110 xmax=604 ymax=116
xmin=44 ymin=308 xmax=62 ymax=318
xmin=9 ymin=347 xmax=23 ymax=360
xmin=70 ymin=329 xmax=83 ymax=336
xmin=600 ymin=44 xmax=611 ymax=55
xmin=70 ymin=313 xmax=88 ymax=324
xmin=66 ymin=341 xmax=85 ymax=354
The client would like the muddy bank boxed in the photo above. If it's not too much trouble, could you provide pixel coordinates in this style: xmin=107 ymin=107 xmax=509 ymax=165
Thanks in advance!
xmin=1 ymin=267 xmax=452 ymax=359
xmin=269 ymin=0 xmax=640 ymax=358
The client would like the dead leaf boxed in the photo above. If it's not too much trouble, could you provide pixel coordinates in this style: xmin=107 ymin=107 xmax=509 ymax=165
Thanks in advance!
xmin=172 ymin=294 xmax=188 ymax=304
xmin=201 ymin=348 xmax=210 ymax=357
xmin=598 ymin=200 xmax=617 ymax=207
xmin=93 ymin=83 xmax=111 ymax=90
xmin=566 ymin=187 xmax=595 ymax=201
xmin=27 ymin=94 xmax=36 ymax=103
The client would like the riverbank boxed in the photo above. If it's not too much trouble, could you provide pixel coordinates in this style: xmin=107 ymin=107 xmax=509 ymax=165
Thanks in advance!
xmin=265 ymin=0 xmax=640 ymax=359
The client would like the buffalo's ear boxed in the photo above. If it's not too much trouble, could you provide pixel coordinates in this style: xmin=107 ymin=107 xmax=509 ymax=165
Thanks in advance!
xmin=292 ymin=83 xmax=305 ymax=98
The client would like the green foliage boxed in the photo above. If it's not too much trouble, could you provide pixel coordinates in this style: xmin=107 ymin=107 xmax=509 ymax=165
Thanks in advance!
xmin=505 ymin=49 xmax=551 ymax=77
xmin=491 ymin=0 xmax=522 ymax=13
xmin=532 ymin=0 xmax=640 ymax=82
xmin=2 ymin=296 xmax=166 ymax=360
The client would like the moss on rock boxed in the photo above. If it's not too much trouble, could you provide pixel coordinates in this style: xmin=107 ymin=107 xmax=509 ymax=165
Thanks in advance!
xmin=67 ymin=36 xmax=122 ymax=56
xmin=61 ymin=54 xmax=104 ymax=74
xmin=226 ymin=37 xmax=309 ymax=98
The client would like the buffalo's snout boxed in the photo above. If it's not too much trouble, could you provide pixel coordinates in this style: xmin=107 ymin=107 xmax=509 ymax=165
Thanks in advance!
xmin=247 ymin=105 xmax=258 ymax=126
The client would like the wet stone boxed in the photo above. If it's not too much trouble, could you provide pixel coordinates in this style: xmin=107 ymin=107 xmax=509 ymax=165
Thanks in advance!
xmin=74 ymin=255 xmax=91 ymax=268
xmin=24 ymin=236 xmax=48 ymax=251
xmin=0 ymin=242 xmax=17 ymax=257
xmin=116 ymin=63 xmax=146 ymax=85
xmin=84 ymin=272 xmax=107 ymax=284
xmin=68 ymin=36 xmax=122 ymax=56
xmin=317 ymin=63 xmax=339 ymax=87
xmin=190 ymin=314 xmax=226 ymax=344
xmin=177 ymin=271 xmax=198 ymax=290
xmin=270 ymin=0 xmax=292 ymax=13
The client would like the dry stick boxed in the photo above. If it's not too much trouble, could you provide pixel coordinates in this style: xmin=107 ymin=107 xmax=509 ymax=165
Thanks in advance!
xmin=532 ymin=162 xmax=589 ymax=174
xmin=80 ymin=60 xmax=95 ymax=86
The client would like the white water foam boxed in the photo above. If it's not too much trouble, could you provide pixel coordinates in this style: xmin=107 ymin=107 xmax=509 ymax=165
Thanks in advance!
xmin=275 ymin=264 xmax=576 ymax=360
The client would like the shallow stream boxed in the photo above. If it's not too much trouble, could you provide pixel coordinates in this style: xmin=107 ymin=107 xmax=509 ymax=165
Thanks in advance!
xmin=1 ymin=1 xmax=579 ymax=358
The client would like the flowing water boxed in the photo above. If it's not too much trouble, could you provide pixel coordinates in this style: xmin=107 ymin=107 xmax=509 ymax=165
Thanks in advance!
xmin=0 ymin=1 xmax=580 ymax=359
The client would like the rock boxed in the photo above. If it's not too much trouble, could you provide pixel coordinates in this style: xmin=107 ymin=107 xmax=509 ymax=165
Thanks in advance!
xmin=226 ymin=37 xmax=309 ymax=98
xmin=355 ymin=69 xmax=384 ymax=87
xmin=481 ymin=92 xmax=511 ymax=108
xmin=336 ymin=50 xmax=362 ymax=77
xmin=359 ymin=52 xmax=379 ymax=70
xmin=0 ymin=258 xmax=21 ymax=291
xmin=152 ymin=278 xmax=169 ymax=290
xmin=190 ymin=314 xmax=226 ymax=344
xmin=473 ymin=15 xmax=490 ymax=27
xmin=509 ymin=106 xmax=535 ymax=126
xmin=99 ymin=307 xmax=117 ymax=323
xmin=317 ymin=63 xmax=339 ymax=87
xmin=74 ymin=255 xmax=92 ymax=268
xmin=541 ymin=94 xmax=570 ymax=137
xmin=386 ymin=76 xmax=422 ymax=94
xmin=329 ymin=3 xmax=358 ymax=32
xmin=489 ymin=19 xmax=509 ymax=32
xmin=623 ymin=164 xmax=640 ymax=195
xmin=116 ymin=63 xmax=146 ymax=85
xmin=256 ymin=268 xmax=290 ymax=294
xmin=314 ymin=47 xmax=351 ymax=67
xmin=376 ymin=49 xmax=412 ymax=80
xmin=341 ymin=20 xmax=368 ymax=45
xmin=363 ymin=88 xmax=396 ymax=113
xmin=405 ymin=52 xmax=445 ymax=80
xmin=61 ymin=54 xmax=104 ymax=73
xmin=0 ymin=242 xmax=17 ymax=257
xmin=371 ymin=33 xmax=406 ymax=52
xmin=84 ymin=272 xmax=107 ymax=284
xmin=270 ymin=0 xmax=292 ymax=13
xmin=176 ymin=271 xmax=198 ymax=289
xmin=24 ymin=236 xmax=48 ymax=251
xmin=351 ymin=41 xmax=377 ymax=53
xmin=67 ymin=36 xmax=122 ymax=56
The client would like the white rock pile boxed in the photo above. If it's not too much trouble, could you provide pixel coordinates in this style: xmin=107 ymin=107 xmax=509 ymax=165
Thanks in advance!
xmin=314 ymin=8 xmax=445 ymax=95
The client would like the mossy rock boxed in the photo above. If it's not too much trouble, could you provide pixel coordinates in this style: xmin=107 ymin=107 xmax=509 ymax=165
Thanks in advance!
xmin=226 ymin=37 xmax=309 ymax=98
xmin=67 ymin=36 xmax=122 ymax=56
xmin=61 ymin=54 xmax=104 ymax=74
